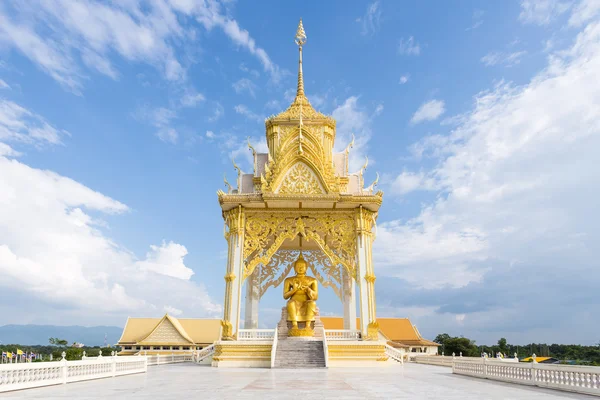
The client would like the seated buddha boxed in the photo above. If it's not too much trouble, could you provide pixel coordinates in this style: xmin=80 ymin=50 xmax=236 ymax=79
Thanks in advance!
xmin=283 ymin=254 xmax=318 ymax=332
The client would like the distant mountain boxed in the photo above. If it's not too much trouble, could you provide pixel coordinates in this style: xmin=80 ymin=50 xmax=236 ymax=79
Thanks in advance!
xmin=0 ymin=325 xmax=123 ymax=346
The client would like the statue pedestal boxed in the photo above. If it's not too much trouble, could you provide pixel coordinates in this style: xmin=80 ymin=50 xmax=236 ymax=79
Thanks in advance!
xmin=277 ymin=307 xmax=324 ymax=340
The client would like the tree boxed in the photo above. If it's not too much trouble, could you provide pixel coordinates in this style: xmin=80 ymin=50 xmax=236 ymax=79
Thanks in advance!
xmin=48 ymin=337 xmax=68 ymax=346
xmin=434 ymin=333 xmax=451 ymax=345
xmin=498 ymin=338 xmax=507 ymax=354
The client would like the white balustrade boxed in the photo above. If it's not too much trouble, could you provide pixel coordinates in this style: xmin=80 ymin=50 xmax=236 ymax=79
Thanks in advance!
xmin=384 ymin=345 xmax=404 ymax=365
xmin=453 ymin=358 xmax=600 ymax=397
xmin=415 ymin=355 xmax=480 ymax=367
xmin=321 ymin=327 xmax=329 ymax=368
xmin=324 ymin=330 xmax=361 ymax=340
xmin=0 ymin=354 xmax=146 ymax=393
xmin=237 ymin=329 xmax=275 ymax=341
xmin=194 ymin=344 xmax=216 ymax=363
xmin=270 ymin=326 xmax=279 ymax=368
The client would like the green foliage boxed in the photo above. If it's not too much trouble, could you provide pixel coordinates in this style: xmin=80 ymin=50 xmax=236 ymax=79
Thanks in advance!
xmin=48 ymin=337 xmax=68 ymax=346
xmin=434 ymin=333 xmax=479 ymax=357
xmin=1 ymin=344 xmax=115 ymax=361
xmin=433 ymin=334 xmax=600 ymax=365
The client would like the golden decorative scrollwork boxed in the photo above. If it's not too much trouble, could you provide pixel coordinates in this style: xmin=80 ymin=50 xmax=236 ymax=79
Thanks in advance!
xmin=276 ymin=162 xmax=325 ymax=194
xmin=243 ymin=211 xmax=356 ymax=281
xmin=258 ymin=250 xmax=341 ymax=299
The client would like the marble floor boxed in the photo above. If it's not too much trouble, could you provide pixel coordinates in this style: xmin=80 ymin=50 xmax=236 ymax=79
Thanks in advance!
xmin=1 ymin=363 xmax=593 ymax=399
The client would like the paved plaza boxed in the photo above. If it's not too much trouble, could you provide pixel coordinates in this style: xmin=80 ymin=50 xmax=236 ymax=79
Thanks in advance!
xmin=1 ymin=363 xmax=593 ymax=399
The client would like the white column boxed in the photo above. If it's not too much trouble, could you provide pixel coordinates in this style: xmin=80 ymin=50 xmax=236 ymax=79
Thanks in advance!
xmin=244 ymin=267 xmax=260 ymax=329
xmin=341 ymin=267 xmax=356 ymax=330
xmin=222 ymin=207 xmax=245 ymax=340
xmin=356 ymin=207 xmax=377 ymax=340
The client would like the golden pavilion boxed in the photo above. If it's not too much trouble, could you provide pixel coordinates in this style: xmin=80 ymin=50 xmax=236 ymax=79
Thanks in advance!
xmin=119 ymin=19 xmax=438 ymax=367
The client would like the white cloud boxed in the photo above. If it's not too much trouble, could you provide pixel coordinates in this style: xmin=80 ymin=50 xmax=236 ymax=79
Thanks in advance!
xmin=176 ymin=2 xmax=284 ymax=83
xmin=332 ymin=97 xmax=376 ymax=172
xmin=0 ymin=1 xmax=186 ymax=93
xmin=519 ymin=0 xmax=571 ymax=25
xmin=0 ymin=79 xmax=10 ymax=90
xmin=410 ymin=99 xmax=446 ymax=124
xmin=208 ymin=102 xmax=224 ymax=122
xmin=0 ymin=142 xmax=20 ymax=157
xmin=481 ymin=51 xmax=527 ymax=67
xmin=239 ymin=63 xmax=260 ymax=78
xmin=234 ymin=104 xmax=262 ymax=122
xmin=265 ymin=99 xmax=281 ymax=110
xmin=180 ymin=91 xmax=206 ymax=108
xmin=398 ymin=36 xmax=421 ymax=56
xmin=156 ymin=128 xmax=178 ymax=144
xmin=134 ymin=106 xmax=179 ymax=144
xmin=377 ymin=17 xmax=600 ymax=342
xmin=0 ymin=99 xmax=68 ymax=146
xmin=232 ymin=78 xmax=258 ymax=97
xmin=569 ymin=0 xmax=600 ymax=27
xmin=466 ymin=9 xmax=485 ymax=31
xmin=357 ymin=1 xmax=382 ymax=36
xmin=136 ymin=241 xmax=194 ymax=280
xmin=391 ymin=171 xmax=438 ymax=195
xmin=164 ymin=305 xmax=183 ymax=316
xmin=0 ymin=1 xmax=284 ymax=92
xmin=0 ymin=153 xmax=221 ymax=324
xmin=206 ymin=130 xmax=216 ymax=139
xmin=399 ymin=75 xmax=410 ymax=84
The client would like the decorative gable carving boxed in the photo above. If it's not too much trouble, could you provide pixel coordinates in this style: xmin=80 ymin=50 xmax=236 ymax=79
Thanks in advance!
xmin=141 ymin=318 xmax=192 ymax=344
xmin=275 ymin=162 xmax=326 ymax=194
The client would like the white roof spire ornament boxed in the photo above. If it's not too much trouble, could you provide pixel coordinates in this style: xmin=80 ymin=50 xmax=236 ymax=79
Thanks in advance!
xmin=296 ymin=18 xmax=306 ymax=155
xmin=295 ymin=18 xmax=307 ymax=98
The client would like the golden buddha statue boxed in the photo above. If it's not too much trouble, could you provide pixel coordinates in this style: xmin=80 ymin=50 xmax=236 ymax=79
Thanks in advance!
xmin=283 ymin=253 xmax=318 ymax=335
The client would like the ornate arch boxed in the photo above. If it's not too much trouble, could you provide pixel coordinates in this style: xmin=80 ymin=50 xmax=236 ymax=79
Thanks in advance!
xmin=258 ymin=250 xmax=342 ymax=299
xmin=275 ymin=162 xmax=326 ymax=194
xmin=243 ymin=212 xmax=356 ymax=281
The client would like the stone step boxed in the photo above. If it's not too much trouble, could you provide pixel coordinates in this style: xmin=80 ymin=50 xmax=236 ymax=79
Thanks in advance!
xmin=273 ymin=340 xmax=326 ymax=369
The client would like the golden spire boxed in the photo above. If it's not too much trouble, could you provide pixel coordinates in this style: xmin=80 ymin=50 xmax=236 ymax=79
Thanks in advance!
xmin=295 ymin=18 xmax=307 ymax=98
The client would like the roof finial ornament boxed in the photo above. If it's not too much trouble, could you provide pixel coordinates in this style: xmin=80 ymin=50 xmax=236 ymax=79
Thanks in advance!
xmin=223 ymin=173 xmax=232 ymax=194
xmin=345 ymin=133 xmax=355 ymax=154
xmin=295 ymin=18 xmax=307 ymax=99
xmin=247 ymin=137 xmax=256 ymax=156
xmin=232 ymin=158 xmax=242 ymax=191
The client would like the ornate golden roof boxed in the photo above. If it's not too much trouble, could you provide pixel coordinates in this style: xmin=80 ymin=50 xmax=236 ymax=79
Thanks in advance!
xmin=266 ymin=19 xmax=335 ymax=127
xmin=117 ymin=315 xmax=222 ymax=345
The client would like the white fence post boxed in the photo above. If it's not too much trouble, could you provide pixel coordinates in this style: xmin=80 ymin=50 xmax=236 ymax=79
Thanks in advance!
xmin=111 ymin=351 xmax=116 ymax=377
xmin=61 ymin=352 xmax=67 ymax=385
xmin=157 ymin=354 xmax=160 ymax=365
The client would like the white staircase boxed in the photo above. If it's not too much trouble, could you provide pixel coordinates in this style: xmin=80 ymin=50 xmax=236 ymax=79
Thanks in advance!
xmin=273 ymin=339 xmax=326 ymax=368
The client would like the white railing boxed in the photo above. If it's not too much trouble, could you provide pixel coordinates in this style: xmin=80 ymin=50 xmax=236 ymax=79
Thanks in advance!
xmin=384 ymin=345 xmax=404 ymax=365
xmin=145 ymin=353 xmax=191 ymax=366
xmin=453 ymin=358 xmax=600 ymax=397
xmin=414 ymin=355 xmax=453 ymax=367
xmin=270 ymin=326 xmax=279 ymax=368
xmin=321 ymin=327 xmax=329 ymax=368
xmin=0 ymin=353 xmax=146 ymax=393
xmin=194 ymin=344 xmax=215 ymax=363
xmin=324 ymin=329 xmax=361 ymax=341
xmin=237 ymin=329 xmax=275 ymax=341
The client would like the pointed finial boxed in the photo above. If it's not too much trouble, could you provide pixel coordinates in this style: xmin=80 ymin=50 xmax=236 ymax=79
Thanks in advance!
xmin=295 ymin=19 xmax=307 ymax=46
xmin=223 ymin=173 xmax=232 ymax=194
xmin=362 ymin=156 xmax=369 ymax=172
xmin=247 ymin=137 xmax=256 ymax=156
xmin=295 ymin=19 xmax=306 ymax=98
xmin=345 ymin=133 xmax=355 ymax=154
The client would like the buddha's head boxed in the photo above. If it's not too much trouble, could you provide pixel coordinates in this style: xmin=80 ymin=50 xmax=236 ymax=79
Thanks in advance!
xmin=293 ymin=254 xmax=308 ymax=275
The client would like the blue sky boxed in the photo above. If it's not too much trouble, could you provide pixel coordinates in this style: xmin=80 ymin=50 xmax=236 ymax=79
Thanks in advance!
xmin=1 ymin=0 xmax=599 ymax=345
